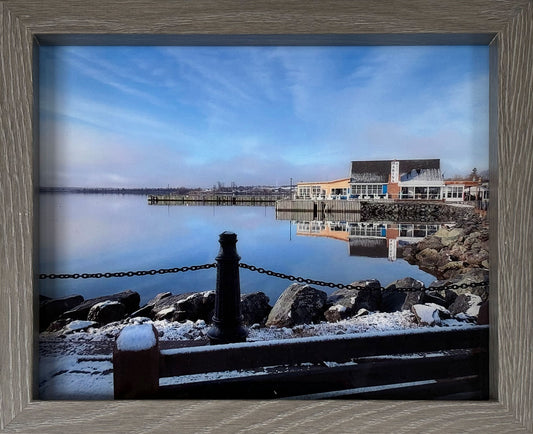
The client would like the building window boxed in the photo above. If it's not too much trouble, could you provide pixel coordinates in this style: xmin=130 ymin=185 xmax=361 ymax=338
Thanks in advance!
xmin=401 ymin=187 xmax=414 ymax=199
xmin=298 ymin=186 xmax=310 ymax=198
xmin=446 ymin=186 xmax=463 ymax=199
xmin=298 ymin=185 xmax=324 ymax=199
xmin=351 ymin=184 xmax=385 ymax=197
xmin=331 ymin=188 xmax=348 ymax=196
xmin=350 ymin=223 xmax=386 ymax=237
xmin=429 ymin=187 xmax=441 ymax=199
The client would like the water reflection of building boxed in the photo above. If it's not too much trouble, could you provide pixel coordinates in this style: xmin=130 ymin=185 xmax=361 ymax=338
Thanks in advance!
xmin=295 ymin=221 xmax=441 ymax=261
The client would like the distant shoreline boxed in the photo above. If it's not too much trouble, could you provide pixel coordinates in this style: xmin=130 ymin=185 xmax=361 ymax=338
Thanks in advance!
xmin=39 ymin=186 xmax=289 ymax=196
xmin=39 ymin=186 xmax=200 ymax=195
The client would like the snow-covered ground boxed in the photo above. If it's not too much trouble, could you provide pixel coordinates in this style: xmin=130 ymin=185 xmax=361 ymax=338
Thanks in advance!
xmin=39 ymin=311 xmax=475 ymax=400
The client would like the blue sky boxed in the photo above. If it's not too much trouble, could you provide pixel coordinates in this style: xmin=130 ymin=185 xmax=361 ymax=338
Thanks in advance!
xmin=39 ymin=45 xmax=489 ymax=188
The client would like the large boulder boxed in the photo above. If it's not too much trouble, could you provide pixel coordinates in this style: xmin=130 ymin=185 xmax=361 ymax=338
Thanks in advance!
xmin=151 ymin=293 xmax=192 ymax=314
xmin=325 ymin=279 xmax=381 ymax=322
xmin=154 ymin=306 xmax=179 ymax=321
xmin=265 ymin=284 xmax=327 ymax=327
xmin=433 ymin=227 xmax=465 ymax=247
xmin=381 ymin=277 xmax=425 ymax=312
xmin=424 ymin=288 xmax=457 ymax=308
xmin=463 ymin=249 xmax=489 ymax=267
xmin=324 ymin=304 xmax=350 ymax=323
xmin=415 ymin=248 xmax=448 ymax=269
xmin=150 ymin=291 xmax=215 ymax=323
xmin=128 ymin=292 xmax=173 ymax=318
xmin=175 ymin=291 xmax=216 ymax=322
xmin=61 ymin=290 xmax=140 ymax=320
xmin=411 ymin=303 xmax=450 ymax=326
xmin=447 ymin=269 xmax=489 ymax=300
xmin=416 ymin=236 xmax=444 ymax=252
xmin=400 ymin=290 xmax=426 ymax=311
xmin=440 ymin=261 xmax=466 ymax=279
xmin=148 ymin=293 xmax=195 ymax=320
xmin=448 ymin=293 xmax=483 ymax=317
xmin=87 ymin=300 xmax=126 ymax=324
xmin=39 ymin=294 xmax=84 ymax=331
xmin=148 ymin=292 xmax=172 ymax=305
xmin=240 ymin=292 xmax=272 ymax=326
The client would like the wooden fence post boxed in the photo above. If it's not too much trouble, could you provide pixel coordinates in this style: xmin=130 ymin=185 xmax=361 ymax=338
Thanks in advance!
xmin=113 ymin=323 xmax=159 ymax=399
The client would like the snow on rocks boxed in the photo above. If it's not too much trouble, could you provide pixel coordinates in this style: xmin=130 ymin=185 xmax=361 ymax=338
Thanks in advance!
xmin=88 ymin=300 xmax=126 ymax=324
xmin=38 ymin=307 xmax=481 ymax=399
xmin=39 ymin=294 xmax=84 ymax=331
xmin=411 ymin=303 xmax=451 ymax=326
xmin=116 ymin=324 xmax=158 ymax=352
xmin=61 ymin=290 xmax=140 ymax=321
xmin=411 ymin=304 xmax=442 ymax=326
xmin=154 ymin=306 xmax=177 ymax=321
xmin=63 ymin=320 xmax=99 ymax=333
xmin=325 ymin=279 xmax=381 ymax=322
xmin=323 ymin=304 xmax=348 ymax=323
xmin=449 ymin=293 xmax=483 ymax=317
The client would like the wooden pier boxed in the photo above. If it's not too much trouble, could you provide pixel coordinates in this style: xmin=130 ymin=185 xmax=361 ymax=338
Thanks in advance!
xmin=148 ymin=194 xmax=288 ymax=206
xmin=276 ymin=199 xmax=361 ymax=213
xmin=276 ymin=199 xmax=361 ymax=222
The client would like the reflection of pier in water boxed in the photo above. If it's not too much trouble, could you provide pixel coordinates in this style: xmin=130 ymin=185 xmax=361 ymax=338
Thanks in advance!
xmin=276 ymin=211 xmax=442 ymax=261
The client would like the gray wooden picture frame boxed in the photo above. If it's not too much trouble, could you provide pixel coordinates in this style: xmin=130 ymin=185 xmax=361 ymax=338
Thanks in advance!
xmin=1 ymin=0 xmax=532 ymax=432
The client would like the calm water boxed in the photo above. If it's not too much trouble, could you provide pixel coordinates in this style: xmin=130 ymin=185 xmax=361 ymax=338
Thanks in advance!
xmin=39 ymin=193 xmax=437 ymax=305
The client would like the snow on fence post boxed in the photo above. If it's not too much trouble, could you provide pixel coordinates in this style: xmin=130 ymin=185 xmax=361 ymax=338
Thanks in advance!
xmin=113 ymin=323 xmax=159 ymax=399
xmin=207 ymin=231 xmax=248 ymax=345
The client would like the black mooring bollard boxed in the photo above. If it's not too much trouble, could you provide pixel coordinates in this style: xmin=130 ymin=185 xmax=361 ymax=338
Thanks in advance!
xmin=207 ymin=231 xmax=248 ymax=345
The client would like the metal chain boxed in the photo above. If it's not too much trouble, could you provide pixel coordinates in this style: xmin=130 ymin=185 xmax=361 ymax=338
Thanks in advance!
xmin=38 ymin=263 xmax=217 ymax=280
xmin=239 ymin=263 xmax=489 ymax=292
xmin=39 ymin=261 xmax=489 ymax=293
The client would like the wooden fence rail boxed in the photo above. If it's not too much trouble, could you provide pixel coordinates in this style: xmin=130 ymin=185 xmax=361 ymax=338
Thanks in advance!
xmin=113 ymin=325 xmax=489 ymax=400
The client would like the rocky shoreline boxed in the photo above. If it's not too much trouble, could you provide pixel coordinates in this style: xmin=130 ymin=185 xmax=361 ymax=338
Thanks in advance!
xmin=402 ymin=211 xmax=489 ymax=280
xmin=40 ymin=210 xmax=488 ymax=339
xmin=361 ymin=201 xmax=475 ymax=222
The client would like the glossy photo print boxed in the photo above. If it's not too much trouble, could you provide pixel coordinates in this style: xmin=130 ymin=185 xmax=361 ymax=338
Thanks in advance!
xmin=38 ymin=45 xmax=489 ymax=399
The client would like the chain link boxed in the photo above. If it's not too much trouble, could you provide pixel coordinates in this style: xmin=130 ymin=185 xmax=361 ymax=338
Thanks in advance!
xmin=39 ymin=263 xmax=217 ymax=280
xmin=39 ymin=261 xmax=489 ymax=293
xmin=239 ymin=263 xmax=489 ymax=292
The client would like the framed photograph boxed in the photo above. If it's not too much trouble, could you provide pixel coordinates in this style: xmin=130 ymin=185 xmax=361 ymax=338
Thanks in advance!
xmin=1 ymin=0 xmax=532 ymax=432
xmin=36 ymin=43 xmax=491 ymax=401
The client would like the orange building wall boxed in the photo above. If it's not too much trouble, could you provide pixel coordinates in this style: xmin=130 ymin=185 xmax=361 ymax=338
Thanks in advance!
xmin=386 ymin=226 xmax=399 ymax=241
xmin=387 ymin=183 xmax=400 ymax=199
xmin=297 ymin=178 xmax=350 ymax=196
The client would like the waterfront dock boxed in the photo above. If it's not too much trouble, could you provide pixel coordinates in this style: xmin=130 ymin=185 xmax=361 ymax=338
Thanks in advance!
xmin=276 ymin=199 xmax=362 ymax=213
xmin=275 ymin=199 xmax=362 ymax=222
xmin=148 ymin=194 xmax=288 ymax=205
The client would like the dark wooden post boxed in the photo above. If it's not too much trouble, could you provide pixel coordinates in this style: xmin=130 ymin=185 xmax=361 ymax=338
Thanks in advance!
xmin=207 ymin=231 xmax=248 ymax=345
xmin=113 ymin=324 xmax=159 ymax=399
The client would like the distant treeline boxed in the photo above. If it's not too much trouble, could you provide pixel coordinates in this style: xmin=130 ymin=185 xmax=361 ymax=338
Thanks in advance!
xmin=39 ymin=186 xmax=202 ymax=195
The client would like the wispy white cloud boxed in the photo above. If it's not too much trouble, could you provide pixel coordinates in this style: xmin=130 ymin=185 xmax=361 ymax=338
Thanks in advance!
xmin=39 ymin=46 xmax=489 ymax=187
xmin=55 ymin=48 xmax=170 ymax=109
